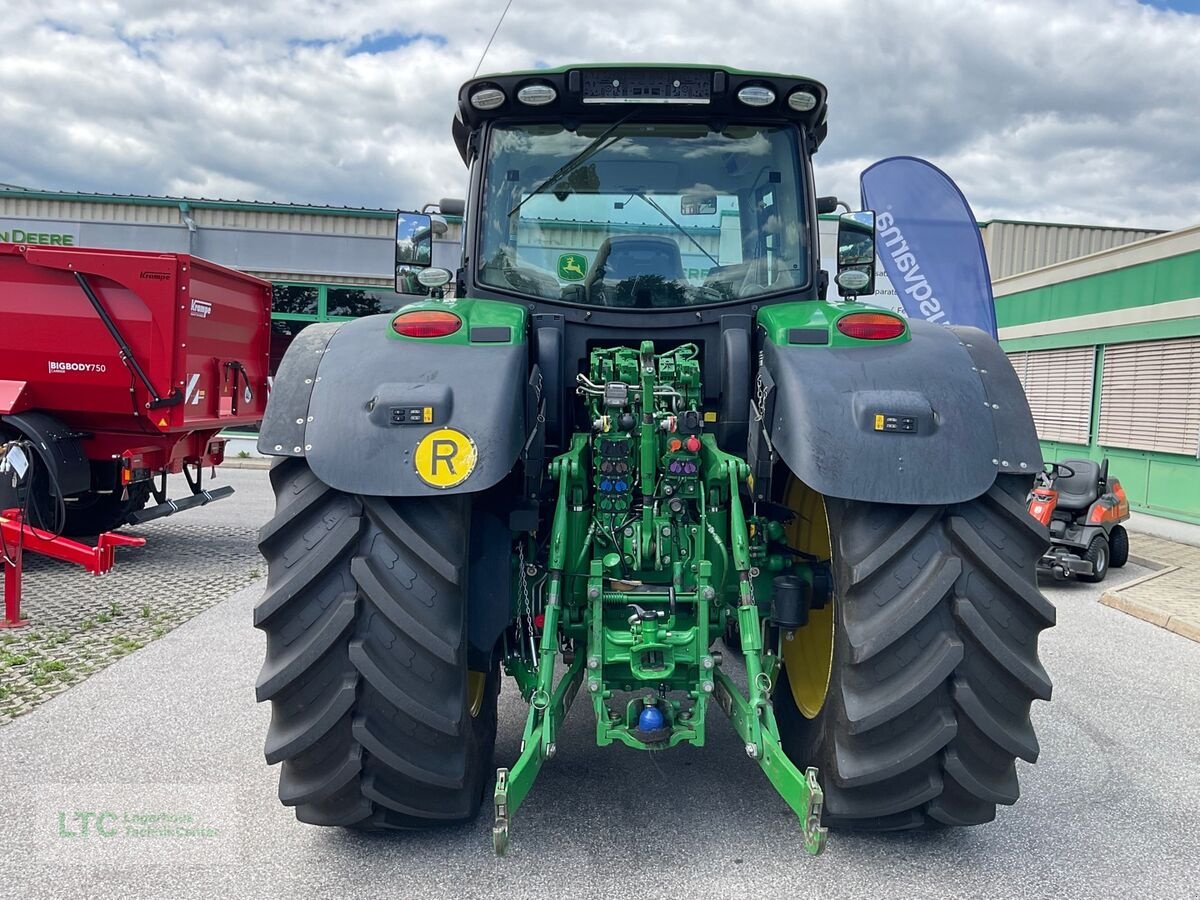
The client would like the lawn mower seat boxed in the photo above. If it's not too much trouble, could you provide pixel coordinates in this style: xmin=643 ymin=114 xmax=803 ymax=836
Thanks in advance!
xmin=1055 ymin=459 xmax=1102 ymax=511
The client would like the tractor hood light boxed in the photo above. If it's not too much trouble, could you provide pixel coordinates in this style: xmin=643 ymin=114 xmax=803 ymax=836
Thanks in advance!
xmin=517 ymin=83 xmax=557 ymax=106
xmin=787 ymin=90 xmax=818 ymax=112
xmin=737 ymin=85 xmax=776 ymax=107
xmin=470 ymin=87 xmax=506 ymax=110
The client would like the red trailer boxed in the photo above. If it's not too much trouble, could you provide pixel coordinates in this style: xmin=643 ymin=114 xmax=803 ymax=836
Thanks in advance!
xmin=0 ymin=242 xmax=271 ymax=534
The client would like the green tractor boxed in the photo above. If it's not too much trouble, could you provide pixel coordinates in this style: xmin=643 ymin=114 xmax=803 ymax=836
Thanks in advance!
xmin=254 ymin=65 xmax=1054 ymax=855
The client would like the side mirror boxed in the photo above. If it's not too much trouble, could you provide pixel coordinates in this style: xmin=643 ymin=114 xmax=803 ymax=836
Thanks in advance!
xmin=836 ymin=210 xmax=877 ymax=298
xmin=396 ymin=211 xmax=433 ymax=265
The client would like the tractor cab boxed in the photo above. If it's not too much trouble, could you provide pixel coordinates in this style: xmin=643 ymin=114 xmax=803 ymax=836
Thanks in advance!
xmin=395 ymin=65 xmax=878 ymax=454
xmin=396 ymin=65 xmax=859 ymax=316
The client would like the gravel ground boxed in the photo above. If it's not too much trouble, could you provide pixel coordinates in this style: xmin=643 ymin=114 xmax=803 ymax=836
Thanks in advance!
xmin=0 ymin=506 xmax=1197 ymax=900
xmin=0 ymin=467 xmax=272 ymax=723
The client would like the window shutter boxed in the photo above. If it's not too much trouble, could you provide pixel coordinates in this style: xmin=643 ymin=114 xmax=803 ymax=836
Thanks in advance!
xmin=1006 ymin=346 xmax=1095 ymax=444
xmin=1099 ymin=337 xmax=1200 ymax=456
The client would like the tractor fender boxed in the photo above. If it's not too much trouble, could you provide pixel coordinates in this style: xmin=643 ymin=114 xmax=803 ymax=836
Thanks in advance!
xmin=946 ymin=325 xmax=1043 ymax=477
xmin=257 ymin=322 xmax=342 ymax=457
xmin=259 ymin=313 xmax=526 ymax=497
xmin=762 ymin=320 xmax=1040 ymax=505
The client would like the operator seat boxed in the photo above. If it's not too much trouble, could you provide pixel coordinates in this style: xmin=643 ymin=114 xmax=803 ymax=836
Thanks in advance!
xmin=585 ymin=236 xmax=684 ymax=307
xmin=1054 ymin=459 xmax=1102 ymax=511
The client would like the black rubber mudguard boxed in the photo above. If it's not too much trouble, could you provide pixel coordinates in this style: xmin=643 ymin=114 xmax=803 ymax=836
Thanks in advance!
xmin=946 ymin=325 xmax=1043 ymax=477
xmin=763 ymin=320 xmax=1039 ymax=505
xmin=257 ymin=322 xmax=342 ymax=457
xmin=259 ymin=314 xmax=526 ymax=497
xmin=0 ymin=410 xmax=91 ymax=496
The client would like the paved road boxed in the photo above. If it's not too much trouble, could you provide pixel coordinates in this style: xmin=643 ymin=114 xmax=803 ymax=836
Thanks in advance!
xmin=0 ymin=467 xmax=274 ymax=722
xmin=1 ymin=472 xmax=1198 ymax=899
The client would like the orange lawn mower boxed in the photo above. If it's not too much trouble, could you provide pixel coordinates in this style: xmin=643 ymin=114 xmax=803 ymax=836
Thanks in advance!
xmin=1027 ymin=458 xmax=1130 ymax=582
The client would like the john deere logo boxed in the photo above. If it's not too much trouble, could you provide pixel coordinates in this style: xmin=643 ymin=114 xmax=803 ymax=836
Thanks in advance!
xmin=557 ymin=253 xmax=588 ymax=282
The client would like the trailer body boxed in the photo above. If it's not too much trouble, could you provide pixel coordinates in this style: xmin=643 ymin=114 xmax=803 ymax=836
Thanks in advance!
xmin=0 ymin=243 xmax=271 ymax=528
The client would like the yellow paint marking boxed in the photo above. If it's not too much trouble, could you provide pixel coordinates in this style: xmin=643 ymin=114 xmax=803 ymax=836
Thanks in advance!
xmin=414 ymin=427 xmax=478 ymax=489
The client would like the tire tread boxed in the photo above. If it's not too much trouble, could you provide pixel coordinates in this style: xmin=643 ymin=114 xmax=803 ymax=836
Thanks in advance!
xmin=255 ymin=459 xmax=495 ymax=829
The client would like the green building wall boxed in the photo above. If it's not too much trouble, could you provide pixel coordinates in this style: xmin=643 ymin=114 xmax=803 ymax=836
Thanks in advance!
xmin=996 ymin=232 xmax=1200 ymax=524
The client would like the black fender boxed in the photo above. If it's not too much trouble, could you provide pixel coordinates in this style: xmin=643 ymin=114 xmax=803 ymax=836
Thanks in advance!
xmin=258 ymin=314 xmax=526 ymax=497
xmin=0 ymin=411 xmax=91 ymax=497
xmin=762 ymin=320 xmax=1041 ymax=505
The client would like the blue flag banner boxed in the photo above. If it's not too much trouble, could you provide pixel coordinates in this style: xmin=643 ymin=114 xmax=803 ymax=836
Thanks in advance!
xmin=860 ymin=157 xmax=998 ymax=338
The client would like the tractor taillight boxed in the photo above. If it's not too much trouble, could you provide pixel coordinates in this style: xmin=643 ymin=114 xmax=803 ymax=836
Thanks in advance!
xmin=836 ymin=313 xmax=906 ymax=340
xmin=391 ymin=310 xmax=462 ymax=338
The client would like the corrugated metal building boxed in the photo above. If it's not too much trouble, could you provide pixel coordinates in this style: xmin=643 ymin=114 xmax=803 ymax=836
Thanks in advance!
xmin=996 ymin=224 xmax=1200 ymax=524
xmin=979 ymin=219 xmax=1163 ymax=278
xmin=0 ymin=186 xmax=463 ymax=370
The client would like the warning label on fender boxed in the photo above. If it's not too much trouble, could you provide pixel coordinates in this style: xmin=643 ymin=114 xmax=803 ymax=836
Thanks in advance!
xmin=414 ymin=427 xmax=477 ymax=489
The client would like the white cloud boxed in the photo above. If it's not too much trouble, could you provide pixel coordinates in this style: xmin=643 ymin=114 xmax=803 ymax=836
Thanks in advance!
xmin=1 ymin=0 xmax=1198 ymax=229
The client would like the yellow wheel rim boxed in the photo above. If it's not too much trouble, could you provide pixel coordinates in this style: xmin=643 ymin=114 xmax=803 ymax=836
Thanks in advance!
xmin=780 ymin=477 xmax=835 ymax=719
xmin=467 ymin=670 xmax=488 ymax=718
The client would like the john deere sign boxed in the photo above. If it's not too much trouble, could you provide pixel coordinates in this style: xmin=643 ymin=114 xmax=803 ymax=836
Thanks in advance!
xmin=0 ymin=227 xmax=76 ymax=246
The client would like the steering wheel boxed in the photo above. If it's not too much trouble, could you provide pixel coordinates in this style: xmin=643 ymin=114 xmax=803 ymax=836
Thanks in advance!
xmin=1044 ymin=462 xmax=1076 ymax=480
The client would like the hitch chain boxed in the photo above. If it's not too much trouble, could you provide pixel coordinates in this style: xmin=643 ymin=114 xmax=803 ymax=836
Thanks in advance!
xmin=519 ymin=542 xmax=537 ymax=672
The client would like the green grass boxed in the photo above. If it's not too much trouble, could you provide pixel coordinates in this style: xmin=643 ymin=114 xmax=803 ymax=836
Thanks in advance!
xmin=1 ymin=652 xmax=29 ymax=667
xmin=110 ymin=635 xmax=144 ymax=654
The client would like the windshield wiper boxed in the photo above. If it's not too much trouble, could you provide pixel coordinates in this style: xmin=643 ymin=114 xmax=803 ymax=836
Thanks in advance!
xmin=507 ymin=110 xmax=642 ymax=219
xmin=628 ymin=191 xmax=720 ymax=269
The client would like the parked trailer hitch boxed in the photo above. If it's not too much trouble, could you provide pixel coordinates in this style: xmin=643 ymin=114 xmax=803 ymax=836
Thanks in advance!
xmin=1 ymin=508 xmax=145 ymax=628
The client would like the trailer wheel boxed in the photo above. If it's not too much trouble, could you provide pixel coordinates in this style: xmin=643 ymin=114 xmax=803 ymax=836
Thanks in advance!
xmin=254 ymin=457 xmax=497 ymax=829
xmin=61 ymin=484 xmax=151 ymax=536
xmin=1108 ymin=525 xmax=1129 ymax=569
xmin=775 ymin=474 xmax=1054 ymax=830
xmin=0 ymin=425 xmax=60 ymax=531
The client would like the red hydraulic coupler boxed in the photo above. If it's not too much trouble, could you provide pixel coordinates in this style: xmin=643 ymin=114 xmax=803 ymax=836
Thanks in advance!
xmin=0 ymin=508 xmax=146 ymax=628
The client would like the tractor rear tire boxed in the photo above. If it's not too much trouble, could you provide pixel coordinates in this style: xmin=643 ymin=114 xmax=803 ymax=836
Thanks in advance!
xmin=254 ymin=457 xmax=497 ymax=829
xmin=776 ymin=474 xmax=1054 ymax=830
xmin=1108 ymin=525 xmax=1129 ymax=569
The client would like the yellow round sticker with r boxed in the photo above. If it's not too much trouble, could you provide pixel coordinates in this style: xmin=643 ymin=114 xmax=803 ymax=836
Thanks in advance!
xmin=414 ymin=427 xmax=478 ymax=489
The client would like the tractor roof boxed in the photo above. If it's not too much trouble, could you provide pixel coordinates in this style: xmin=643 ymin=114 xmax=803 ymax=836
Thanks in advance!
xmin=451 ymin=63 xmax=829 ymax=164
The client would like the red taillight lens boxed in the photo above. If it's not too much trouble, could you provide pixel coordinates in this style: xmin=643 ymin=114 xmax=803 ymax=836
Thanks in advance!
xmin=391 ymin=310 xmax=462 ymax=338
xmin=836 ymin=312 xmax=906 ymax=340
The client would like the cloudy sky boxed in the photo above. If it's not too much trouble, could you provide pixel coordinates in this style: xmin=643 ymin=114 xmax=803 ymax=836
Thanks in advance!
xmin=1 ymin=0 xmax=1198 ymax=229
